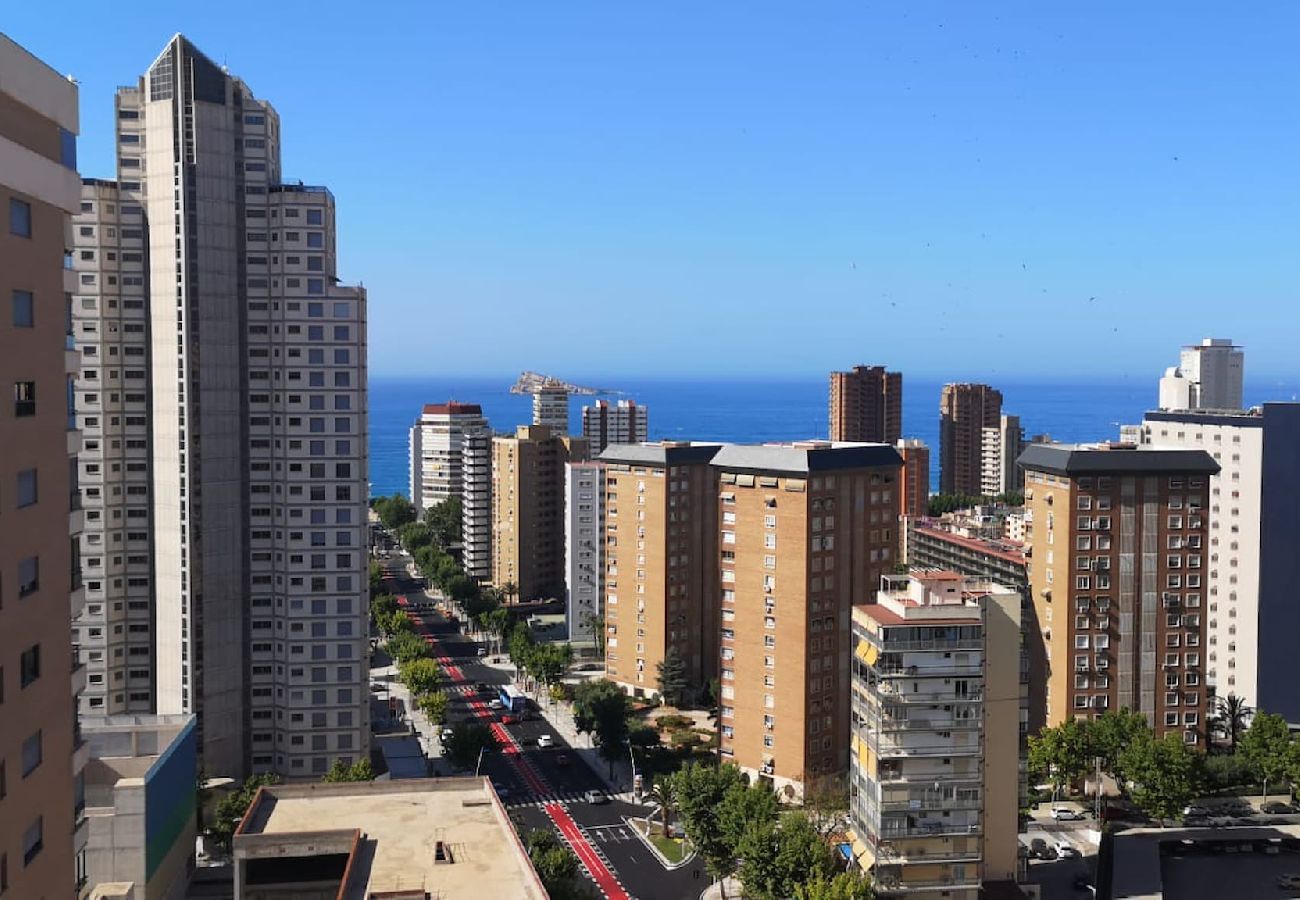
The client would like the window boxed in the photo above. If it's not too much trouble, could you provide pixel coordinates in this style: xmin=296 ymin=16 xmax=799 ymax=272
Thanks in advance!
xmin=9 ymin=198 xmax=32 ymax=237
xmin=21 ymin=731 xmax=42 ymax=776
xmin=307 ymin=209 xmax=323 ymax=225
xmin=16 ymin=468 xmax=37 ymax=508
xmin=18 ymin=557 xmax=38 ymax=596
xmin=21 ymin=817 xmax=42 ymax=866
xmin=307 ymin=232 xmax=323 ymax=248
xmin=13 ymin=381 xmax=35 ymax=417
xmin=19 ymin=645 xmax=39 ymax=688
xmin=11 ymin=290 xmax=33 ymax=327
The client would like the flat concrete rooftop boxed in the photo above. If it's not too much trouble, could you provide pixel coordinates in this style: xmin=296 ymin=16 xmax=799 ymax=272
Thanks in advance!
xmin=1110 ymin=823 xmax=1300 ymax=899
xmin=236 ymin=776 xmax=546 ymax=900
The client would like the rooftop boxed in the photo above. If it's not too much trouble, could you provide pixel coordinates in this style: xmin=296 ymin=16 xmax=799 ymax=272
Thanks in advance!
xmin=1018 ymin=442 xmax=1219 ymax=476
xmin=711 ymin=441 xmax=903 ymax=474
xmin=855 ymin=571 xmax=1012 ymax=625
xmin=235 ymin=777 xmax=546 ymax=900
xmin=599 ymin=441 xmax=722 ymax=466
xmin=421 ymin=402 xmax=485 ymax=417
xmin=910 ymin=519 xmax=1028 ymax=566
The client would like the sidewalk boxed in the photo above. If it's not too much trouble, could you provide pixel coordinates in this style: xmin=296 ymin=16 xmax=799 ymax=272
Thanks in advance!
xmin=373 ymin=667 xmax=457 ymax=777
xmin=520 ymin=676 xmax=637 ymax=802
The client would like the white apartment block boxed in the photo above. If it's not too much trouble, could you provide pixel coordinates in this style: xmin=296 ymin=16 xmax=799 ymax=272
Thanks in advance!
xmin=462 ymin=426 xmax=494 ymax=582
xmin=564 ymin=461 xmax=605 ymax=643
xmin=532 ymin=385 xmax=569 ymax=432
xmin=408 ymin=402 xmax=489 ymax=513
xmin=979 ymin=414 xmax=1023 ymax=497
xmin=80 ymin=36 xmax=369 ymax=779
xmin=1129 ymin=404 xmax=1300 ymax=721
xmin=581 ymin=398 xmax=648 ymax=456
xmin=70 ymin=180 xmax=154 ymax=716
xmin=1158 ymin=338 xmax=1244 ymax=412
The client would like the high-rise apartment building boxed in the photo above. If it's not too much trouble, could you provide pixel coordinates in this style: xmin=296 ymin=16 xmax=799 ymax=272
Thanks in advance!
xmin=1158 ymin=338 xmax=1244 ymax=412
xmin=69 ymin=36 xmax=370 ymax=779
xmin=0 ymin=32 xmax=88 ymax=895
xmin=1125 ymin=404 xmax=1300 ymax=720
xmin=829 ymin=365 xmax=903 ymax=444
xmin=581 ymin=398 xmax=648 ymax=456
xmin=408 ymin=402 xmax=489 ymax=513
xmin=600 ymin=443 xmax=722 ymax=699
xmin=532 ymin=383 xmax=570 ymax=432
xmin=1020 ymin=443 xmax=1217 ymax=742
xmin=565 ymin=461 xmax=606 ymax=645
xmin=462 ymin=426 xmax=493 ymax=582
xmin=848 ymin=573 xmax=1020 ymax=899
xmin=491 ymin=426 xmax=588 ymax=601
xmin=940 ymin=384 xmax=1003 ymax=496
xmin=980 ymin=414 xmax=1024 ymax=497
xmin=713 ymin=442 xmax=902 ymax=797
xmin=70 ymin=179 xmax=154 ymax=717
xmin=895 ymin=439 xmax=930 ymax=522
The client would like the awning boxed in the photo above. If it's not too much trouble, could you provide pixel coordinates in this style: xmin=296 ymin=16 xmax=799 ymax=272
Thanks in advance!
xmin=854 ymin=641 xmax=879 ymax=666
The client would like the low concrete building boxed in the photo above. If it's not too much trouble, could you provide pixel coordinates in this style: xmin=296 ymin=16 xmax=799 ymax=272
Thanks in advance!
xmin=82 ymin=715 xmax=198 ymax=900
xmin=233 ymin=777 xmax=546 ymax=900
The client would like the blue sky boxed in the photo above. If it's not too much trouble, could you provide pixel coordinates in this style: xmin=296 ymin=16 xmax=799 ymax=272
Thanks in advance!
xmin=8 ymin=3 xmax=1299 ymax=383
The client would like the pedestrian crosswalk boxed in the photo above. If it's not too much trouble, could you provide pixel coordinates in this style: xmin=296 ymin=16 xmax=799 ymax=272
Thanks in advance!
xmin=502 ymin=789 xmax=602 ymax=808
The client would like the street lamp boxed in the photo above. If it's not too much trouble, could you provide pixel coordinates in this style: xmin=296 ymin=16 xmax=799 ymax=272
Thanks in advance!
xmin=475 ymin=745 xmax=487 ymax=778
xmin=624 ymin=739 xmax=640 ymax=800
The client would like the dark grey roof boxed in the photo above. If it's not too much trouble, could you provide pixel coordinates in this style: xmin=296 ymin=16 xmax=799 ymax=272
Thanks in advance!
xmin=1017 ymin=443 xmax=1219 ymax=476
xmin=710 ymin=442 xmax=903 ymax=475
xmin=598 ymin=443 xmax=723 ymax=467
xmin=1143 ymin=409 xmax=1267 ymax=428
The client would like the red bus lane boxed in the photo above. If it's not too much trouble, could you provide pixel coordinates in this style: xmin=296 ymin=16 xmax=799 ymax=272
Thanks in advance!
xmin=393 ymin=598 xmax=630 ymax=899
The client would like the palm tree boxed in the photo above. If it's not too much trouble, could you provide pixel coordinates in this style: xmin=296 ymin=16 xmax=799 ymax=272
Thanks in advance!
xmin=1213 ymin=693 xmax=1253 ymax=753
xmin=501 ymin=581 xmax=519 ymax=605
xmin=646 ymin=777 xmax=678 ymax=838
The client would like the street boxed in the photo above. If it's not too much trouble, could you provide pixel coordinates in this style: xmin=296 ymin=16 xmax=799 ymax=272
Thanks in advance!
xmin=375 ymin=555 xmax=705 ymax=899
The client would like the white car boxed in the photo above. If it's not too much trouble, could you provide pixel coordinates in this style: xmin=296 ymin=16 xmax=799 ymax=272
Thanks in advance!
xmin=488 ymin=699 xmax=504 ymax=710
xmin=1054 ymin=840 xmax=1080 ymax=859
xmin=537 ymin=735 xmax=554 ymax=749
xmin=1052 ymin=806 xmax=1086 ymax=821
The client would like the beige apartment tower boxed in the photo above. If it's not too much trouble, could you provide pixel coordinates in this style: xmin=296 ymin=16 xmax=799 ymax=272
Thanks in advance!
xmin=1020 ymin=443 xmax=1217 ymax=742
xmin=830 ymin=365 xmax=903 ymax=444
xmin=940 ymin=384 xmax=1002 ymax=496
xmin=0 ymin=32 xmax=89 ymax=896
xmin=600 ymin=443 xmax=722 ymax=699
xmin=491 ymin=426 xmax=588 ymax=602
xmin=848 ymin=573 xmax=1021 ymax=899
xmin=713 ymin=442 xmax=903 ymax=798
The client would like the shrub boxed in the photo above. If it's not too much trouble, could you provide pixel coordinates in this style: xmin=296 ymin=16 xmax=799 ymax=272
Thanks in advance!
xmin=656 ymin=714 xmax=692 ymax=732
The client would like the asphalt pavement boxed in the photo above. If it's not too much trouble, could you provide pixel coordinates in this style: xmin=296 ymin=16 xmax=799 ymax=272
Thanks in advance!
xmin=375 ymin=556 xmax=702 ymax=899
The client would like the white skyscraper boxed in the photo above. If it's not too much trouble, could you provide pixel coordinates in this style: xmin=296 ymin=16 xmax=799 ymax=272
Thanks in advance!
xmin=532 ymin=382 xmax=570 ymax=432
xmin=980 ymin=413 xmax=1024 ymax=496
xmin=1158 ymin=338 xmax=1245 ymax=411
xmin=67 ymin=36 xmax=369 ymax=778
xmin=581 ymin=398 xmax=649 ymax=456
xmin=564 ymin=461 xmax=605 ymax=644
xmin=408 ymin=402 xmax=489 ymax=513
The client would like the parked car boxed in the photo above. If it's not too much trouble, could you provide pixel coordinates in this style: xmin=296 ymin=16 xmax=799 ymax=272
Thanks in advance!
xmin=488 ymin=699 xmax=504 ymax=710
xmin=1029 ymin=838 xmax=1049 ymax=859
xmin=1277 ymin=873 xmax=1300 ymax=890
xmin=1052 ymin=806 xmax=1086 ymax=821
xmin=537 ymin=735 xmax=554 ymax=749
xmin=1054 ymin=840 xmax=1080 ymax=859
xmin=477 ymin=647 xmax=488 ymax=657
xmin=584 ymin=789 xmax=608 ymax=805
xmin=1183 ymin=805 xmax=1211 ymax=818
xmin=1263 ymin=801 xmax=1297 ymax=814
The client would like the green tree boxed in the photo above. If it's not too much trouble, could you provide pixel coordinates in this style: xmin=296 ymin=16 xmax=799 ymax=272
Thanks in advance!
xmin=803 ymin=780 xmax=851 ymax=838
xmin=524 ymin=829 xmax=581 ymax=898
xmin=1212 ymin=694 xmax=1254 ymax=754
xmin=571 ymin=679 xmax=631 ymax=776
xmin=443 ymin=723 xmax=496 ymax=772
xmin=1027 ymin=717 xmax=1091 ymax=796
xmin=508 ymin=623 xmax=538 ymax=677
xmin=500 ymin=581 xmax=519 ymax=604
xmin=1088 ymin=707 xmax=1151 ymax=792
xmin=737 ymin=812 xmax=837 ymax=900
xmin=1121 ymin=731 xmax=1206 ymax=823
xmin=398 ymin=656 xmax=441 ymax=696
xmin=646 ymin=777 xmax=679 ymax=837
xmin=446 ymin=573 xmax=479 ymax=607
xmin=210 ymin=774 xmax=280 ymax=848
xmin=656 ymin=647 xmax=689 ymax=707
xmin=665 ymin=763 xmax=745 ymax=891
xmin=581 ymin=611 xmax=606 ymax=656
xmin=322 ymin=758 xmax=375 ymax=783
xmin=379 ymin=609 xmax=414 ymax=637
xmin=1241 ymin=711 xmax=1293 ymax=796
xmin=371 ymin=592 xmax=398 ymax=624
xmin=369 ymin=559 xmax=383 ymax=595
xmin=793 ymin=871 xmax=876 ymax=900
xmin=424 ymin=496 xmax=463 ymax=549
xmin=718 ymin=779 xmax=779 ymax=854
xmin=373 ymin=493 xmax=416 ymax=531
xmin=926 ymin=493 xmax=985 ymax=516
xmin=418 ymin=689 xmax=450 ymax=725
xmin=385 ymin=629 xmax=429 ymax=664
xmin=483 ymin=606 xmax=512 ymax=653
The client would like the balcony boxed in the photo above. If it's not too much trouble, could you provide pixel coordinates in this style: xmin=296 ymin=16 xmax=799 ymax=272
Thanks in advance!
xmin=875 ymin=663 xmax=984 ymax=678
xmin=876 ymin=769 xmax=982 ymax=785
xmin=875 ymin=874 xmax=982 ymax=894
xmin=71 ymin=650 xmax=87 ymax=697
xmin=874 ymin=682 xmax=984 ymax=703
xmin=879 ymin=821 xmax=982 ymax=839
xmin=67 ymin=427 xmax=81 ymax=455
xmin=880 ymin=793 xmax=982 ymax=813
xmin=876 ymin=715 xmax=982 ymax=733
xmin=875 ymin=843 xmax=983 ymax=864
xmin=868 ymin=636 xmax=984 ymax=653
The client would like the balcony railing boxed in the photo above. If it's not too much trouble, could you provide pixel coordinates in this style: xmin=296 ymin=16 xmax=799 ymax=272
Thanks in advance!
xmin=879 ymin=821 xmax=982 ymax=838
xmin=874 ymin=664 xmax=984 ymax=678
xmin=868 ymin=636 xmax=984 ymax=653
xmin=880 ymin=794 xmax=982 ymax=812
xmin=876 ymin=769 xmax=982 ymax=785
xmin=875 ymin=844 xmax=984 ymax=864
xmin=876 ymin=875 xmax=982 ymax=892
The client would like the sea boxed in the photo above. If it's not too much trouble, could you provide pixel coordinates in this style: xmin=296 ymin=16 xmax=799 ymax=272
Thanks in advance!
xmin=367 ymin=376 xmax=1289 ymax=498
